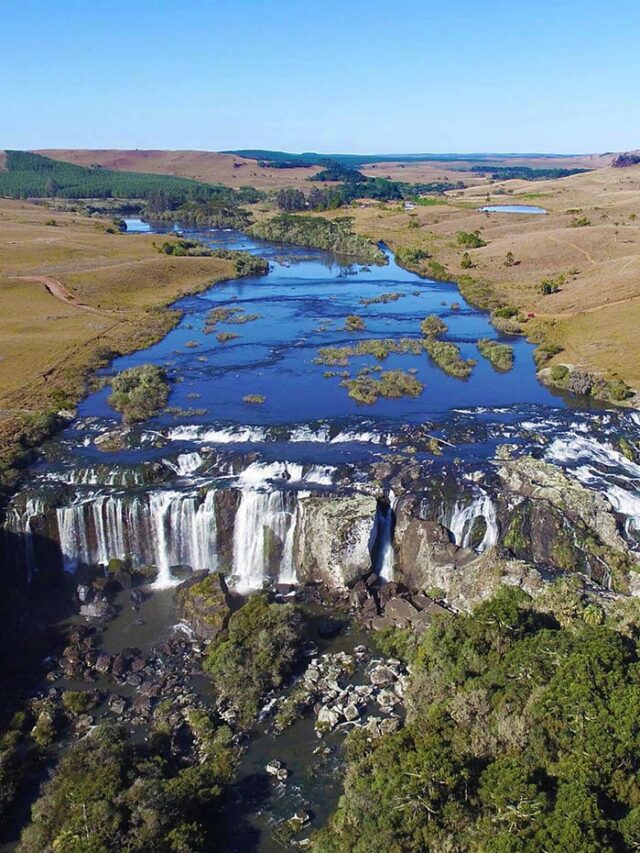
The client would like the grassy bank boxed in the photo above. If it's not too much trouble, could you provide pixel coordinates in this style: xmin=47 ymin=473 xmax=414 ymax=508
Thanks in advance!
xmin=305 ymin=164 xmax=640 ymax=399
xmin=0 ymin=198 xmax=239 ymax=500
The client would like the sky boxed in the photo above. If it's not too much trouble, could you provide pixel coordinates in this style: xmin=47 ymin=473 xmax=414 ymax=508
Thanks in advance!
xmin=2 ymin=0 xmax=639 ymax=154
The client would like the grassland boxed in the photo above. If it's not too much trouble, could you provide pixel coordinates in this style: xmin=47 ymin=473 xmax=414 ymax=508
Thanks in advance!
xmin=305 ymin=164 xmax=640 ymax=395
xmin=34 ymin=149 xmax=323 ymax=191
xmin=0 ymin=198 xmax=237 ymax=493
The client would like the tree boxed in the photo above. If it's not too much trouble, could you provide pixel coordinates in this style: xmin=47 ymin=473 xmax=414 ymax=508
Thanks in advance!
xmin=276 ymin=188 xmax=306 ymax=212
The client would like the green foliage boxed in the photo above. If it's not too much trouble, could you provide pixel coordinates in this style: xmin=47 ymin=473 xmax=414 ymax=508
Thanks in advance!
xmin=550 ymin=364 xmax=570 ymax=382
xmin=373 ymin=627 xmax=418 ymax=664
xmin=316 ymin=587 xmax=640 ymax=852
xmin=276 ymin=187 xmax=307 ymax=211
xmin=0 ymin=151 xmax=226 ymax=207
xmin=572 ymin=216 xmax=591 ymax=227
xmin=19 ymin=720 xmax=237 ymax=853
xmin=420 ymin=314 xmax=448 ymax=337
xmin=311 ymin=164 xmax=368 ymax=183
xmin=314 ymin=337 xmax=426 ymax=366
xmin=248 ymin=214 xmax=385 ymax=263
xmin=157 ymin=238 xmax=214 ymax=257
xmin=460 ymin=251 xmax=474 ymax=269
xmin=394 ymin=246 xmax=432 ymax=268
xmin=533 ymin=342 xmax=563 ymax=367
xmin=204 ymin=595 xmax=305 ymax=728
xmin=471 ymin=165 xmax=589 ymax=181
xmin=108 ymin=364 xmax=169 ymax=423
xmin=340 ymin=370 xmax=424 ymax=405
xmin=539 ymin=274 xmax=565 ymax=295
xmin=457 ymin=230 xmax=487 ymax=249
xmin=61 ymin=691 xmax=96 ymax=716
xmin=477 ymin=338 xmax=514 ymax=371
xmin=424 ymin=340 xmax=476 ymax=378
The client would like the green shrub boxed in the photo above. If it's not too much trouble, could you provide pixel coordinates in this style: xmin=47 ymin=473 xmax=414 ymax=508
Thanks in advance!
xmin=316 ymin=587 xmax=640 ymax=853
xmin=477 ymin=339 xmax=514 ymax=371
xmin=534 ymin=342 xmax=563 ymax=367
xmin=425 ymin=340 xmax=476 ymax=378
xmin=341 ymin=370 xmax=424 ymax=404
xmin=456 ymin=230 xmax=487 ymax=248
xmin=61 ymin=691 xmax=96 ymax=716
xmin=205 ymin=595 xmax=305 ymax=728
xmin=550 ymin=364 xmax=570 ymax=383
xmin=108 ymin=364 xmax=169 ymax=423
xmin=420 ymin=315 xmax=448 ymax=337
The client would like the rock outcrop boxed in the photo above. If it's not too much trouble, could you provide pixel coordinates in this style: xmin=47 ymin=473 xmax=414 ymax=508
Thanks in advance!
xmin=175 ymin=571 xmax=231 ymax=640
xmin=497 ymin=456 xmax=638 ymax=590
xmin=294 ymin=494 xmax=378 ymax=588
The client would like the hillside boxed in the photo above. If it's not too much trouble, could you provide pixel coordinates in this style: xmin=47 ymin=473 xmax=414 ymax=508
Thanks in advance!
xmin=329 ymin=162 xmax=640 ymax=390
xmin=35 ymin=148 xmax=322 ymax=190
xmin=0 ymin=197 xmax=238 ymax=495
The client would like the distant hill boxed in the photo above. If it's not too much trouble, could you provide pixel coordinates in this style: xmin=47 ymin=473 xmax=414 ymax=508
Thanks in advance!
xmin=612 ymin=151 xmax=640 ymax=168
xmin=224 ymin=149 xmax=612 ymax=169
xmin=35 ymin=149 xmax=321 ymax=190
xmin=0 ymin=150 xmax=227 ymax=203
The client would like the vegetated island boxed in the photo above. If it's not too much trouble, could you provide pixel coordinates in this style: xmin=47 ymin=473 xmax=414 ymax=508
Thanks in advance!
xmin=247 ymin=214 xmax=386 ymax=263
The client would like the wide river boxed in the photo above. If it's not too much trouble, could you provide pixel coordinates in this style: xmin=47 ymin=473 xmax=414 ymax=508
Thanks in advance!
xmin=4 ymin=220 xmax=640 ymax=850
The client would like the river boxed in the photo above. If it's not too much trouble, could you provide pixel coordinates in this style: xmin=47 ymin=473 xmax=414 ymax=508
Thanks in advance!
xmin=3 ymin=220 xmax=640 ymax=847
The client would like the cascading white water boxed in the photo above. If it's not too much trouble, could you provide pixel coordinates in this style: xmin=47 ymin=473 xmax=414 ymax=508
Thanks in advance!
xmin=444 ymin=491 xmax=498 ymax=552
xmin=546 ymin=434 xmax=640 ymax=541
xmin=232 ymin=461 xmax=312 ymax=592
xmin=54 ymin=489 xmax=219 ymax=586
xmin=9 ymin=459 xmax=338 ymax=591
xmin=161 ymin=452 xmax=204 ymax=477
xmin=375 ymin=493 xmax=396 ymax=582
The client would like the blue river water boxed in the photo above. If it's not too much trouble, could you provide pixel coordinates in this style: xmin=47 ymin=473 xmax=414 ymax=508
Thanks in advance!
xmin=82 ymin=222 xmax=563 ymax=430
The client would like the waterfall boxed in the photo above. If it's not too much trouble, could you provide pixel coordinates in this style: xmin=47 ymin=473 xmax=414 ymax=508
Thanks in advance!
xmin=444 ymin=491 xmax=498 ymax=552
xmin=374 ymin=493 xmax=396 ymax=582
xmin=233 ymin=487 xmax=299 ymax=593
xmin=7 ymin=458 xmax=339 ymax=591
xmin=54 ymin=489 xmax=219 ymax=586
xmin=161 ymin=452 xmax=204 ymax=477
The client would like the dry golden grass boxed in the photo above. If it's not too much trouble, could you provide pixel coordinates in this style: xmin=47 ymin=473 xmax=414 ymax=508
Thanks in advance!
xmin=305 ymin=164 xmax=640 ymax=389
xmin=0 ymin=198 xmax=235 ymax=417
xmin=36 ymin=148 xmax=322 ymax=191
xmin=358 ymin=154 xmax=611 ymax=186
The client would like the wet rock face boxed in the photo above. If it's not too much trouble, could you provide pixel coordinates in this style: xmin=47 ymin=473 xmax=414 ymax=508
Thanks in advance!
xmin=175 ymin=571 xmax=231 ymax=640
xmin=498 ymin=456 xmax=626 ymax=552
xmin=497 ymin=456 xmax=639 ymax=590
xmin=294 ymin=494 xmax=378 ymax=589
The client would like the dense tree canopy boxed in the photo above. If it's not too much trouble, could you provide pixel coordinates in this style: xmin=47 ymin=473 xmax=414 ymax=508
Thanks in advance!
xmin=315 ymin=587 xmax=640 ymax=852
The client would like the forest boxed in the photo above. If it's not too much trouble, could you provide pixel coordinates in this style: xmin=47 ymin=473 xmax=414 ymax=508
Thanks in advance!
xmin=316 ymin=585 xmax=640 ymax=853
xmin=0 ymin=151 xmax=231 ymax=207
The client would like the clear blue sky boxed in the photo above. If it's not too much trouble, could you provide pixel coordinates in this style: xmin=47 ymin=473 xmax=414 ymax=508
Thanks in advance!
xmin=2 ymin=0 xmax=639 ymax=154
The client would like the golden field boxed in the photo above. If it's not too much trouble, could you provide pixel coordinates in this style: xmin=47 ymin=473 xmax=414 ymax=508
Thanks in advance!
xmin=0 ymin=198 xmax=236 ymax=473
xmin=35 ymin=148 xmax=322 ymax=191
xmin=310 ymin=164 xmax=640 ymax=390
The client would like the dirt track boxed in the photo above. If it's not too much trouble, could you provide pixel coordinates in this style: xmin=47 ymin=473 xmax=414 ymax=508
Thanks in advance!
xmin=12 ymin=275 xmax=109 ymax=315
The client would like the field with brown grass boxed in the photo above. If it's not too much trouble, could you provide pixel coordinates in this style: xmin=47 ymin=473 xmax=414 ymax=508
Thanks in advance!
xmin=301 ymin=164 xmax=640 ymax=391
xmin=358 ymin=152 xmax=612 ymax=186
xmin=0 ymin=198 xmax=237 ymax=479
xmin=35 ymin=148 xmax=323 ymax=190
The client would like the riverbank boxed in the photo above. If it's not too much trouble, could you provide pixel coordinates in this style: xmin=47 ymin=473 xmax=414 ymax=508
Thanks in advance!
xmin=314 ymin=164 xmax=640 ymax=400
xmin=0 ymin=199 xmax=241 ymax=498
